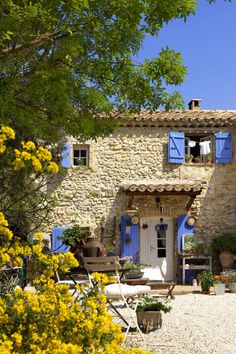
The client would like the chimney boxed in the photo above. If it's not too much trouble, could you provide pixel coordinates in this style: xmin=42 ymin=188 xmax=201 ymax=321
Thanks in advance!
xmin=188 ymin=99 xmax=201 ymax=110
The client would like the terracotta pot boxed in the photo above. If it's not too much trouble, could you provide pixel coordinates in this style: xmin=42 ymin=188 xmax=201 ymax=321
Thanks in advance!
xmin=82 ymin=237 xmax=105 ymax=257
xmin=219 ymin=251 xmax=235 ymax=269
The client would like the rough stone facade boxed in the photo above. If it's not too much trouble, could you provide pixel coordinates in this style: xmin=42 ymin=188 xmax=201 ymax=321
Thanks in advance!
xmin=47 ymin=119 xmax=236 ymax=257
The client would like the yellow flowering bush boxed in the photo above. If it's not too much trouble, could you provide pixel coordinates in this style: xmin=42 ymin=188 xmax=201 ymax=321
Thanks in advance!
xmin=0 ymin=126 xmax=150 ymax=354
xmin=0 ymin=218 xmax=150 ymax=353
xmin=0 ymin=125 xmax=59 ymax=174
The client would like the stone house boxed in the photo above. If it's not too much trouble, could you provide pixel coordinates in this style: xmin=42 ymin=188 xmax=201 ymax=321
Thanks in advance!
xmin=48 ymin=99 xmax=236 ymax=282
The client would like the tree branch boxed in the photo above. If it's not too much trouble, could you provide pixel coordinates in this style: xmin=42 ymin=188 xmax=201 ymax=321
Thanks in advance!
xmin=0 ymin=31 xmax=69 ymax=58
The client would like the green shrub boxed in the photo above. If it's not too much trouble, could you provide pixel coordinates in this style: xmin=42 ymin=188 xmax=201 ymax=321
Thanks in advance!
xmin=209 ymin=233 xmax=236 ymax=254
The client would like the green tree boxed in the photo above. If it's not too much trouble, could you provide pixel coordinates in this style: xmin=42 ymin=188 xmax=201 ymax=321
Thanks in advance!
xmin=0 ymin=0 xmax=199 ymax=142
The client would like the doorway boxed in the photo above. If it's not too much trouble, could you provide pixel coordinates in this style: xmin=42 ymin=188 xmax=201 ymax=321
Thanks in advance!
xmin=140 ymin=216 xmax=174 ymax=281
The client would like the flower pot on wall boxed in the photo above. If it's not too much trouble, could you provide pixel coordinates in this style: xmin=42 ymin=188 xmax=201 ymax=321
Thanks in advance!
xmin=219 ymin=251 xmax=235 ymax=269
xmin=214 ymin=283 xmax=225 ymax=295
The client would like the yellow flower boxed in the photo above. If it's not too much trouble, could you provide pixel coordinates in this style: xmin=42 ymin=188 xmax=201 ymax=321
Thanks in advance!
xmin=11 ymin=333 xmax=22 ymax=348
xmin=0 ymin=225 xmax=13 ymax=240
xmin=21 ymin=151 xmax=31 ymax=160
xmin=0 ymin=144 xmax=6 ymax=154
xmin=36 ymin=146 xmax=52 ymax=161
xmin=47 ymin=161 xmax=59 ymax=173
xmin=31 ymin=156 xmax=42 ymax=172
xmin=14 ymin=149 xmax=21 ymax=157
xmin=13 ymin=158 xmax=25 ymax=170
xmin=21 ymin=141 xmax=36 ymax=150
xmin=0 ymin=212 xmax=9 ymax=227
xmin=0 ymin=126 xmax=15 ymax=139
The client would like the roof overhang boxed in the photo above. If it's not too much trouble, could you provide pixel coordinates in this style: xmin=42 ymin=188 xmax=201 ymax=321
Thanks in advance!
xmin=121 ymin=179 xmax=204 ymax=196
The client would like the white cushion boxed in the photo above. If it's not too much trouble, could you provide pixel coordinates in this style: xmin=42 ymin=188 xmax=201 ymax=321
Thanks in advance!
xmin=142 ymin=267 xmax=163 ymax=281
xmin=104 ymin=283 xmax=140 ymax=297
xmin=133 ymin=285 xmax=151 ymax=294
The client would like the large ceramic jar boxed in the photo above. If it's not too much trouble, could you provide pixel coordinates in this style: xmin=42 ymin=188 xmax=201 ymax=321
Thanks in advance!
xmin=219 ymin=251 xmax=235 ymax=269
xmin=83 ymin=237 xmax=105 ymax=257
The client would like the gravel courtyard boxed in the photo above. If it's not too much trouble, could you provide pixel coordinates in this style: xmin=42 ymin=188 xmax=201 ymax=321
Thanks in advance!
xmin=124 ymin=293 xmax=236 ymax=354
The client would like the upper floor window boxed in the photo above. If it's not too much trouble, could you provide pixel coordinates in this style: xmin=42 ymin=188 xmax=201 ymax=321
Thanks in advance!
xmin=185 ymin=134 xmax=212 ymax=164
xmin=73 ymin=145 xmax=89 ymax=167
xmin=61 ymin=143 xmax=90 ymax=168
xmin=168 ymin=131 xmax=232 ymax=165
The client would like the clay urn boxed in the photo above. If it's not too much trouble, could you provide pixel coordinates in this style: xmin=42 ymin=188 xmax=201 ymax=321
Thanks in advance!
xmin=83 ymin=236 xmax=105 ymax=257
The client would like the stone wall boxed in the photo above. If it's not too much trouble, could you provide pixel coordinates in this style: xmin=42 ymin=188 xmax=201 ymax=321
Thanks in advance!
xmin=47 ymin=124 xmax=236 ymax=249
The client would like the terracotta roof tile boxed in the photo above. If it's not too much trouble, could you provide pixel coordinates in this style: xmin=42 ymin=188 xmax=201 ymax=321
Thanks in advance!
xmin=121 ymin=180 xmax=204 ymax=193
xmin=125 ymin=110 xmax=236 ymax=123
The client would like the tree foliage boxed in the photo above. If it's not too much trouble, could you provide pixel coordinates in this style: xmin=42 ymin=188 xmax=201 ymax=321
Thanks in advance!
xmin=0 ymin=0 xmax=200 ymax=141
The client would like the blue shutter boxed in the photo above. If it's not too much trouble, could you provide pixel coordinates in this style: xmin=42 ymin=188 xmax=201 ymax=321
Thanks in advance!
xmin=120 ymin=215 xmax=139 ymax=263
xmin=51 ymin=227 xmax=69 ymax=253
xmin=177 ymin=215 xmax=196 ymax=284
xmin=61 ymin=143 xmax=71 ymax=168
xmin=168 ymin=132 xmax=185 ymax=164
xmin=215 ymin=132 xmax=232 ymax=164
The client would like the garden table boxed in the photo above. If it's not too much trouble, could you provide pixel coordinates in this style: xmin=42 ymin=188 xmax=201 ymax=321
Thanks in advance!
xmin=146 ymin=281 xmax=176 ymax=300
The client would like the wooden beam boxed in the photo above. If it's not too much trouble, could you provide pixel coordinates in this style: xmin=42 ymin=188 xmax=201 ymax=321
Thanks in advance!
xmin=126 ymin=194 xmax=134 ymax=208
xmin=185 ymin=196 xmax=196 ymax=211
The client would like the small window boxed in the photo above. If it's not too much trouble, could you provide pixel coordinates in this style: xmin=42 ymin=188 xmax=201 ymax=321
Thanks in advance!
xmin=185 ymin=134 xmax=212 ymax=164
xmin=156 ymin=221 xmax=168 ymax=258
xmin=73 ymin=145 xmax=89 ymax=167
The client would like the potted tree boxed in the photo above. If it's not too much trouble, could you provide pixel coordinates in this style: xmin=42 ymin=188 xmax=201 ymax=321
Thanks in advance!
xmin=134 ymin=297 xmax=172 ymax=333
xmin=61 ymin=225 xmax=88 ymax=261
xmin=209 ymin=233 xmax=236 ymax=269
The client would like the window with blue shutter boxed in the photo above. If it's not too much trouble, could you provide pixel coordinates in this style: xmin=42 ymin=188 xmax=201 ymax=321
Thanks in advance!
xmin=51 ymin=227 xmax=69 ymax=253
xmin=215 ymin=132 xmax=232 ymax=164
xmin=61 ymin=143 xmax=71 ymax=168
xmin=168 ymin=132 xmax=185 ymax=164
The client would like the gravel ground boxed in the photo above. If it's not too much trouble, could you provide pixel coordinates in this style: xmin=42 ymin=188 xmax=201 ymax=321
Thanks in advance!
xmin=119 ymin=293 xmax=236 ymax=354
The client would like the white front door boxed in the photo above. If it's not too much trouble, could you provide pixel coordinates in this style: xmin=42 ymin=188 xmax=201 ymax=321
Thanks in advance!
xmin=140 ymin=217 xmax=174 ymax=281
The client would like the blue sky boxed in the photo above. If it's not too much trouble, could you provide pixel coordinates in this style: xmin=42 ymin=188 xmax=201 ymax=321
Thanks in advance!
xmin=139 ymin=0 xmax=236 ymax=110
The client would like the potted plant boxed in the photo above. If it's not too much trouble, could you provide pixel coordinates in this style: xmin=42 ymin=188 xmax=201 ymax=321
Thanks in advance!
xmin=213 ymin=274 xmax=229 ymax=295
xmin=61 ymin=225 xmax=88 ymax=260
xmin=205 ymin=154 xmax=212 ymax=164
xmin=194 ymin=156 xmax=201 ymax=164
xmin=197 ymin=271 xmax=214 ymax=294
xmin=227 ymin=272 xmax=236 ymax=293
xmin=123 ymin=263 xmax=144 ymax=279
xmin=134 ymin=297 xmax=172 ymax=333
xmin=183 ymin=235 xmax=197 ymax=255
xmin=185 ymin=154 xmax=193 ymax=163
xmin=209 ymin=233 xmax=236 ymax=269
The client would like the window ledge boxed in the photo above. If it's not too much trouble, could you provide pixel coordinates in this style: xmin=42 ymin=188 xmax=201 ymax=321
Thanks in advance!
xmin=184 ymin=163 xmax=214 ymax=166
